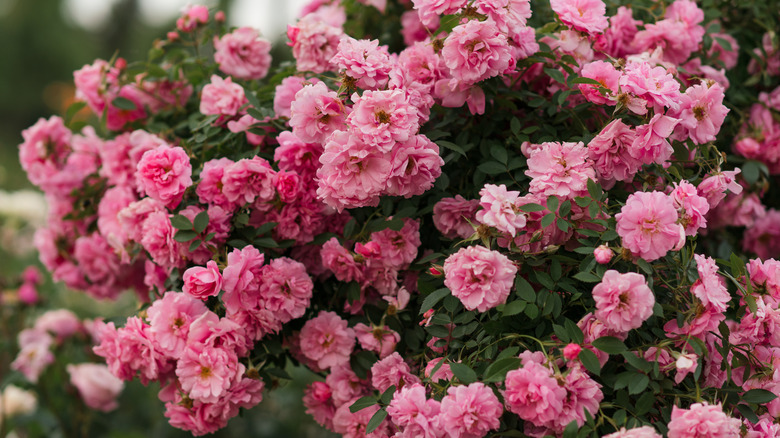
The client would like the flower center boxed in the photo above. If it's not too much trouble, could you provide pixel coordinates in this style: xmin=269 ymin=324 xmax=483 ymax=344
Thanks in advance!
xmin=693 ymin=106 xmax=706 ymax=121
xmin=375 ymin=110 xmax=391 ymax=124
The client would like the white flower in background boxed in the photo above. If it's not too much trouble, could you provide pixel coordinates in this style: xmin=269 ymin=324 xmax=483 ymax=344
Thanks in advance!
xmin=0 ymin=190 xmax=47 ymax=226
xmin=1 ymin=385 xmax=38 ymax=417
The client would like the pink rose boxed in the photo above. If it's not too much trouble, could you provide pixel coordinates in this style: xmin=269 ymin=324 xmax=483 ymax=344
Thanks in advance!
xmin=67 ymin=363 xmax=124 ymax=412
xmin=136 ymin=145 xmax=193 ymax=209
xmin=443 ymin=245 xmax=517 ymax=312
xmin=213 ymin=27 xmax=272 ymax=80
xmin=592 ymin=270 xmax=655 ymax=333
xmin=183 ymin=261 xmax=223 ymax=300
xmin=199 ymin=75 xmax=247 ymax=117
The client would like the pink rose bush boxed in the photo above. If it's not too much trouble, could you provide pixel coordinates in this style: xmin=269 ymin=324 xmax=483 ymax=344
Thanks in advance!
xmin=13 ymin=1 xmax=780 ymax=437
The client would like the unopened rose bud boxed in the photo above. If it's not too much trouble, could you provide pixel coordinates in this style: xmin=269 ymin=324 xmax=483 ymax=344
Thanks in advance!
xmin=18 ymin=283 xmax=39 ymax=305
xmin=429 ymin=265 xmax=443 ymax=276
xmin=114 ymin=58 xmax=127 ymax=70
xmin=167 ymin=31 xmax=180 ymax=41
xmin=594 ymin=245 xmax=613 ymax=264
xmin=214 ymin=11 xmax=226 ymax=22
xmin=563 ymin=343 xmax=582 ymax=360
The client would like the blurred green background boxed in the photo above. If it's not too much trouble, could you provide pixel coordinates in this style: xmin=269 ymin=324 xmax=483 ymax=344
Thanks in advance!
xmin=0 ymin=1 xmax=335 ymax=436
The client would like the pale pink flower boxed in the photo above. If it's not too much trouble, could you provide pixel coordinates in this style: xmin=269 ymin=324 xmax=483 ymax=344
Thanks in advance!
xmin=274 ymin=76 xmax=319 ymax=119
xmin=333 ymin=399 xmax=391 ymax=438
xmin=667 ymin=402 xmax=741 ymax=438
xmin=176 ymin=345 xmax=239 ymax=403
xmin=289 ymin=82 xmax=347 ymax=144
xmin=592 ymin=270 xmax=654 ymax=332
xmin=92 ymin=317 xmax=172 ymax=385
xmin=222 ymin=245 xmax=265 ymax=313
xmin=221 ymin=156 xmax=276 ymax=206
xmin=140 ymin=211 xmax=186 ymax=270
xmin=370 ymin=218 xmax=421 ymax=270
xmin=370 ymin=352 xmax=421 ymax=393
xmin=671 ymin=82 xmax=729 ymax=145
xmin=697 ymin=169 xmax=742 ymax=209
xmin=386 ymin=134 xmax=444 ymax=198
xmin=579 ymin=61 xmax=621 ymax=105
xmin=213 ymin=27 xmax=271 ymax=80
xmin=199 ymin=75 xmax=247 ymax=117
xmin=743 ymin=209 xmax=780 ymax=260
xmin=258 ymin=257 xmax=313 ymax=323
xmin=117 ymin=193 xmax=166 ymax=244
xmin=475 ymin=0 xmax=532 ymax=34
xmin=443 ymin=245 xmax=517 ymax=312
xmin=674 ymin=352 xmax=698 ymax=384
xmin=303 ymin=381 xmax=336 ymax=430
xmin=503 ymin=360 xmax=566 ymax=426
xmin=226 ymin=114 xmax=265 ymax=146
xmin=550 ymin=0 xmax=608 ymax=35
xmin=594 ymin=245 xmax=613 ymax=264
xmin=288 ymin=15 xmax=343 ymax=74
xmin=630 ymin=115 xmax=680 ymax=166
xmin=387 ymin=383 xmax=441 ymax=437
xmin=442 ymin=19 xmax=514 ymax=84
xmin=321 ymin=237 xmax=363 ymax=283
xmin=348 ymin=89 xmax=419 ymax=152
xmin=475 ymin=184 xmax=526 ymax=237
xmin=603 ymin=426 xmax=662 ymax=438
xmin=620 ymin=62 xmax=682 ymax=113
xmin=526 ymin=141 xmax=595 ymax=200
xmin=11 ymin=330 xmax=54 ymax=383
xmin=187 ymin=311 xmax=251 ymax=358
xmin=616 ymin=191 xmax=683 ymax=261
xmin=411 ymin=0 xmax=467 ymax=28
xmin=67 ymin=363 xmax=124 ymax=412
xmin=326 ymin=364 xmax=369 ymax=407
xmin=433 ymin=195 xmax=479 ymax=239
xmin=596 ymin=7 xmax=640 ymax=58
xmin=34 ymin=309 xmax=81 ymax=341
xmin=588 ymin=119 xmax=641 ymax=187
xmin=299 ymin=311 xmax=355 ymax=370
xmin=331 ymin=37 xmax=393 ymax=90
xmin=73 ymin=59 xmax=119 ymax=114
xmin=146 ymin=291 xmax=208 ymax=357
xmin=316 ymin=130 xmax=392 ymax=212
xmin=136 ymin=145 xmax=193 ymax=209
xmin=439 ymin=382 xmax=503 ymax=438
xmin=183 ymin=261 xmax=223 ymax=300
xmin=274 ymin=130 xmax=323 ymax=177
xmin=554 ymin=363 xmax=603 ymax=431
xmin=670 ymin=181 xmax=710 ymax=235
xmin=19 ymin=116 xmax=72 ymax=188
xmin=425 ymin=357 xmax=454 ymax=382
xmin=176 ymin=5 xmax=208 ymax=32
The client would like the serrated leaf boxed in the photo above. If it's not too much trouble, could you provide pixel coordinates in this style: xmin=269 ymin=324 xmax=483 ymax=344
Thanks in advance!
xmin=417 ymin=252 xmax=443 ymax=264
xmin=541 ymin=212 xmax=556 ymax=228
xmin=579 ymin=348 xmax=600 ymax=376
xmin=592 ymin=336 xmax=627 ymax=354
xmin=349 ymin=396 xmax=377 ymax=413
xmin=743 ymin=388 xmax=778 ymax=404
xmin=380 ymin=385 xmax=396 ymax=404
xmin=478 ymin=161 xmax=507 ymax=175
xmin=255 ymin=221 xmax=278 ymax=236
xmin=737 ymin=404 xmax=759 ymax=424
xmin=437 ymin=140 xmax=466 ymax=157
xmin=483 ymin=357 xmax=522 ymax=383
xmin=545 ymin=67 xmax=566 ymax=84
xmin=253 ymin=237 xmax=279 ymax=248
xmin=565 ymin=319 xmax=584 ymax=344
xmin=635 ymin=391 xmax=655 ymax=415
xmin=570 ymin=77 xmax=603 ymax=86
xmin=515 ymin=276 xmax=536 ymax=301
xmin=587 ymin=179 xmax=601 ymax=200
xmin=111 ymin=96 xmax=137 ymax=110
xmin=501 ymin=300 xmax=526 ymax=316
xmin=188 ymin=239 xmax=201 ymax=252
xmin=573 ymin=271 xmax=600 ymax=283
xmin=450 ymin=363 xmax=477 ymax=384
xmin=628 ymin=374 xmax=649 ymax=394
xmin=621 ymin=351 xmax=651 ymax=372
xmin=420 ymin=288 xmax=451 ymax=314
xmin=193 ymin=211 xmax=209 ymax=234
xmin=171 ymin=215 xmax=193 ymax=230
xmin=366 ymin=408 xmax=388 ymax=434
xmin=174 ymin=230 xmax=198 ymax=242
xmin=519 ymin=203 xmax=546 ymax=212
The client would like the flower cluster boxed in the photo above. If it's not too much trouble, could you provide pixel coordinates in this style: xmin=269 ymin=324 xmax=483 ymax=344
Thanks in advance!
xmin=14 ymin=0 xmax=780 ymax=437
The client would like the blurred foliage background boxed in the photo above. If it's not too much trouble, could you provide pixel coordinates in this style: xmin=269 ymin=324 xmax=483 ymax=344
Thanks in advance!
xmin=0 ymin=1 xmax=333 ymax=436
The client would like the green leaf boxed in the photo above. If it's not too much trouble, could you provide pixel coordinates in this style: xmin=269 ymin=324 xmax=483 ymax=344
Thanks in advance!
xmin=437 ymin=140 xmax=466 ymax=157
xmin=546 ymin=196 xmax=560 ymax=212
xmin=565 ymin=319 xmax=584 ymax=344
xmin=587 ymin=179 xmax=601 ymax=200
xmin=628 ymin=374 xmax=649 ymax=394
xmin=621 ymin=351 xmax=651 ymax=372
xmin=501 ymin=300 xmax=526 ymax=316
xmin=349 ymin=396 xmax=377 ymax=413
xmin=255 ymin=221 xmax=278 ymax=236
xmin=171 ymin=215 xmax=193 ymax=230
xmin=743 ymin=389 xmax=778 ymax=404
xmin=545 ymin=67 xmax=566 ymax=84
xmin=253 ymin=237 xmax=279 ymax=248
xmin=578 ymin=348 xmax=600 ymax=376
xmin=573 ymin=271 xmax=600 ymax=283
xmin=193 ymin=211 xmax=209 ymax=234
xmin=635 ymin=391 xmax=655 ymax=415
xmin=380 ymin=385 xmax=396 ymax=404
xmin=592 ymin=336 xmax=627 ymax=354
xmin=450 ymin=363 xmax=477 ymax=384
xmin=518 ymin=203 xmax=546 ymax=212
xmin=188 ymin=239 xmax=202 ymax=253
xmin=742 ymin=160 xmax=761 ymax=184
xmin=737 ymin=404 xmax=759 ymax=424
xmin=563 ymin=420 xmax=579 ymax=438
xmin=541 ymin=212 xmax=556 ymax=228
xmin=417 ymin=252 xmax=443 ymax=264
xmin=420 ymin=288 xmax=451 ymax=314
xmin=174 ymin=230 xmax=198 ymax=242
xmin=478 ymin=161 xmax=507 ymax=175
xmin=111 ymin=96 xmax=137 ymax=110
xmin=366 ymin=409 xmax=388 ymax=434
xmin=557 ymin=218 xmax=569 ymax=232
xmin=515 ymin=276 xmax=536 ymax=301
xmin=65 ymin=101 xmax=87 ymax=125
xmin=490 ymin=144 xmax=508 ymax=164
xmin=570 ymin=77 xmax=603 ymax=86
xmin=482 ymin=357 xmax=522 ymax=383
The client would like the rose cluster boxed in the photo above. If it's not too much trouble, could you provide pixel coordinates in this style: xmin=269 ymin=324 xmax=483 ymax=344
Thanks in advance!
xmin=13 ymin=0 xmax=780 ymax=437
